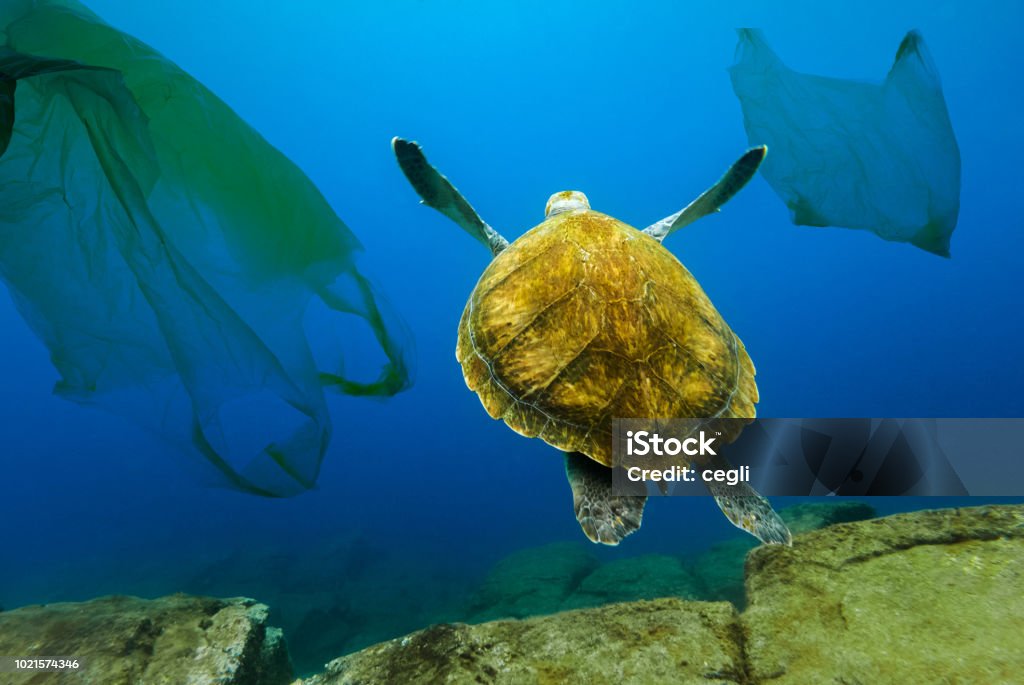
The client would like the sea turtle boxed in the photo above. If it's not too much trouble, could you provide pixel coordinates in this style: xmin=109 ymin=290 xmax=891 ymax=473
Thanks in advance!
xmin=393 ymin=137 xmax=791 ymax=547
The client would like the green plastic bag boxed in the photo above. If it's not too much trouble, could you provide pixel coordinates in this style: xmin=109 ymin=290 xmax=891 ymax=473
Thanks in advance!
xmin=0 ymin=1 xmax=410 ymax=495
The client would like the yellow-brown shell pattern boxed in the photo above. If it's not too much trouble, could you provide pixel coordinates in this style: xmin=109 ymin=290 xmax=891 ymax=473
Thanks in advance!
xmin=456 ymin=209 xmax=758 ymax=467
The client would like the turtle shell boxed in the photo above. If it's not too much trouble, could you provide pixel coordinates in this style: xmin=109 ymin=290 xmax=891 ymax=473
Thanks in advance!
xmin=456 ymin=209 xmax=757 ymax=467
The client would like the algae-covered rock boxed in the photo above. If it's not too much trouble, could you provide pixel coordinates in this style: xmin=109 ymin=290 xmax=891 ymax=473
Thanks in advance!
xmin=777 ymin=500 xmax=877 ymax=535
xmin=743 ymin=505 xmax=1024 ymax=684
xmin=185 ymin=536 xmax=467 ymax=677
xmin=467 ymin=542 xmax=598 ymax=621
xmin=689 ymin=538 xmax=757 ymax=607
xmin=295 ymin=505 xmax=1024 ymax=684
xmin=300 ymin=599 xmax=745 ymax=685
xmin=0 ymin=594 xmax=292 ymax=684
xmin=561 ymin=555 xmax=702 ymax=610
xmin=691 ymin=500 xmax=876 ymax=607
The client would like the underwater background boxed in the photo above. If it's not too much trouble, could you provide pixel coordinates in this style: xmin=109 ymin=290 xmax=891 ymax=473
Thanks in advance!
xmin=1 ymin=0 xmax=1022 ymax=677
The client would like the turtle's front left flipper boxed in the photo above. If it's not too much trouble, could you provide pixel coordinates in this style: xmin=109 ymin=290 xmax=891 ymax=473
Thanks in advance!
xmin=392 ymin=137 xmax=509 ymax=256
xmin=565 ymin=452 xmax=646 ymax=546
xmin=644 ymin=146 xmax=767 ymax=242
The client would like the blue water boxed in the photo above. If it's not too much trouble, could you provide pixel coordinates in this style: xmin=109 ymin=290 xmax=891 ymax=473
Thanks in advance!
xmin=2 ymin=0 xmax=1023 ymax=675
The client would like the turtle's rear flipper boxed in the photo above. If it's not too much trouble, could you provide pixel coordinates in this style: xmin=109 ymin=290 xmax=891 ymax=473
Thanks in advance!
xmin=706 ymin=478 xmax=792 ymax=545
xmin=565 ymin=452 xmax=646 ymax=546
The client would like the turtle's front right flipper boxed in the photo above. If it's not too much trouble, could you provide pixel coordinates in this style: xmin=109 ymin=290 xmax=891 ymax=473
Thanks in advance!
xmin=565 ymin=452 xmax=646 ymax=546
xmin=644 ymin=146 xmax=767 ymax=242
xmin=392 ymin=137 xmax=509 ymax=256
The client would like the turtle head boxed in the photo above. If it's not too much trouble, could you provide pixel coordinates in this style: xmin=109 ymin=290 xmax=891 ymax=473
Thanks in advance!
xmin=545 ymin=191 xmax=590 ymax=217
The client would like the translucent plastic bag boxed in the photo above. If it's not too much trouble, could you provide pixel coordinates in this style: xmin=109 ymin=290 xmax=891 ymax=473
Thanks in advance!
xmin=730 ymin=29 xmax=961 ymax=256
xmin=0 ymin=1 xmax=410 ymax=495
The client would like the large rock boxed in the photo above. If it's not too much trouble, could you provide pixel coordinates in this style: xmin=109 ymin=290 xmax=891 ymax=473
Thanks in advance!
xmin=690 ymin=500 xmax=877 ymax=607
xmin=300 ymin=599 xmax=745 ymax=685
xmin=743 ymin=505 xmax=1024 ymax=684
xmin=687 ymin=538 xmax=755 ymax=607
xmin=466 ymin=542 xmax=598 ymax=622
xmin=775 ymin=500 xmax=877 ymax=535
xmin=298 ymin=504 xmax=1024 ymax=684
xmin=184 ymin=537 xmax=467 ymax=676
xmin=561 ymin=555 xmax=702 ymax=610
xmin=0 ymin=594 xmax=291 ymax=685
